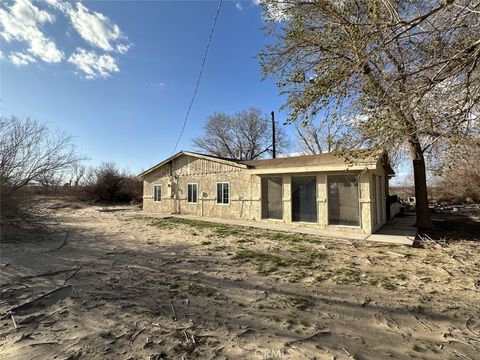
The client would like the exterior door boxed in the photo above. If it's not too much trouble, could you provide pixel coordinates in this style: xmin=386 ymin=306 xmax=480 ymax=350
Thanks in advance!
xmin=379 ymin=176 xmax=385 ymax=223
xmin=373 ymin=175 xmax=387 ymax=227
xmin=170 ymin=178 xmax=180 ymax=214
xmin=261 ymin=177 xmax=283 ymax=219
xmin=328 ymin=175 xmax=360 ymax=226
xmin=372 ymin=175 xmax=378 ymax=226
xmin=291 ymin=176 xmax=317 ymax=222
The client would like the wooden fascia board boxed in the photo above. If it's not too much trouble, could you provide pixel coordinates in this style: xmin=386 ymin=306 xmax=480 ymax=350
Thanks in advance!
xmin=246 ymin=163 xmax=377 ymax=175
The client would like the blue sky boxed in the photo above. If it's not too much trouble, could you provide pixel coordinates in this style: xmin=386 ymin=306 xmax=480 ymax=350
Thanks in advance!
xmin=1 ymin=0 xmax=291 ymax=174
xmin=0 ymin=0 xmax=410 ymax=183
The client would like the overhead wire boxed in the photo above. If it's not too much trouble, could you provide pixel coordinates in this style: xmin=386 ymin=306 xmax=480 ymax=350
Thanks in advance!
xmin=172 ymin=0 xmax=223 ymax=154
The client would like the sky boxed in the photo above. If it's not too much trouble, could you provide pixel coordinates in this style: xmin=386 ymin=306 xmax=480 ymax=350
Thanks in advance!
xmin=0 ymin=0 xmax=410 ymax=183
xmin=1 ymin=0 xmax=290 ymax=173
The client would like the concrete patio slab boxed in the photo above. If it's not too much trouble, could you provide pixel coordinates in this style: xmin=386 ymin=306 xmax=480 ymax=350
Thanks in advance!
xmin=366 ymin=213 xmax=417 ymax=246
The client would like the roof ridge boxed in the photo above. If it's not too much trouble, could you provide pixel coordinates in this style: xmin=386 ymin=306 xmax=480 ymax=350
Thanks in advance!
xmin=240 ymin=148 xmax=383 ymax=163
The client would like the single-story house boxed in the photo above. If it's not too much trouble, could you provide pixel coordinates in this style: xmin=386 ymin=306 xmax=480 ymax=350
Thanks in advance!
xmin=138 ymin=149 xmax=395 ymax=235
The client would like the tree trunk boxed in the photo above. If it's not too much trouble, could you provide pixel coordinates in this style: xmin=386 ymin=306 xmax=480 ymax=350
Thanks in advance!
xmin=409 ymin=141 xmax=433 ymax=229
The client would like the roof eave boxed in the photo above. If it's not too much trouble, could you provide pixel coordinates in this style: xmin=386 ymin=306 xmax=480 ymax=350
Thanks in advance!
xmin=246 ymin=163 xmax=378 ymax=175
xmin=137 ymin=151 xmax=247 ymax=178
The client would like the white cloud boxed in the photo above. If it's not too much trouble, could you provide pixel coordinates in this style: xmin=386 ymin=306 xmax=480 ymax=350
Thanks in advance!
xmin=9 ymin=51 xmax=36 ymax=66
xmin=116 ymin=43 xmax=130 ymax=54
xmin=1 ymin=0 xmax=130 ymax=79
xmin=68 ymin=48 xmax=119 ymax=79
xmin=64 ymin=2 xmax=130 ymax=53
xmin=0 ymin=50 xmax=4 ymax=60
xmin=235 ymin=1 xmax=243 ymax=11
xmin=0 ymin=0 xmax=64 ymax=63
xmin=150 ymin=81 xmax=165 ymax=90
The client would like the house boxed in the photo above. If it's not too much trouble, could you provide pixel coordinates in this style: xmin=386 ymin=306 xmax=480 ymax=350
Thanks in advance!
xmin=138 ymin=149 xmax=395 ymax=235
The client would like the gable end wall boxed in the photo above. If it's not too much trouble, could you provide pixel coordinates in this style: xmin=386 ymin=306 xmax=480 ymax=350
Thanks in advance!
xmin=142 ymin=155 xmax=261 ymax=220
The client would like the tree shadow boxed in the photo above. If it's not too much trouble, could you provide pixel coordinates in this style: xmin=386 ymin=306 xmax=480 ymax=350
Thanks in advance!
xmin=423 ymin=210 xmax=480 ymax=243
xmin=1 ymin=214 xmax=479 ymax=360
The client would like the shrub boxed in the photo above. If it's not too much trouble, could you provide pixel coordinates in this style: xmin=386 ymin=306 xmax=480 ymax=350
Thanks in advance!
xmin=433 ymin=145 xmax=480 ymax=203
xmin=82 ymin=163 xmax=142 ymax=204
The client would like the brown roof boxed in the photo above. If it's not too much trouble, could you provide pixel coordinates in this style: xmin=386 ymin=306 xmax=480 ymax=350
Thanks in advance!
xmin=240 ymin=149 xmax=387 ymax=169
xmin=138 ymin=149 xmax=394 ymax=178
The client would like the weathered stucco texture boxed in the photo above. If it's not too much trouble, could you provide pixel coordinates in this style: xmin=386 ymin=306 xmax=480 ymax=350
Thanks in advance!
xmin=142 ymin=154 xmax=390 ymax=236
xmin=143 ymin=155 xmax=261 ymax=220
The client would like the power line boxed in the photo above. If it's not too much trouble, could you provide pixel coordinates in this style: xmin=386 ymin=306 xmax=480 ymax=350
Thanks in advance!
xmin=172 ymin=0 xmax=223 ymax=154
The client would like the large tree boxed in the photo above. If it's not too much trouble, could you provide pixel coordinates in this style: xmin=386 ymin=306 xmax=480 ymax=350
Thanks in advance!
xmin=259 ymin=0 xmax=480 ymax=228
xmin=193 ymin=108 xmax=290 ymax=160
xmin=295 ymin=116 xmax=361 ymax=154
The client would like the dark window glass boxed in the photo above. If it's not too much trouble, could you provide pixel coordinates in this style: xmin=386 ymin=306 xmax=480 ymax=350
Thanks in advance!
xmin=261 ymin=177 xmax=283 ymax=219
xmin=187 ymin=184 xmax=197 ymax=203
xmin=223 ymin=183 xmax=229 ymax=204
xmin=153 ymin=185 xmax=161 ymax=202
xmin=216 ymin=182 xmax=229 ymax=204
xmin=327 ymin=175 xmax=359 ymax=226
xmin=291 ymin=176 xmax=317 ymax=222
xmin=216 ymin=183 xmax=222 ymax=203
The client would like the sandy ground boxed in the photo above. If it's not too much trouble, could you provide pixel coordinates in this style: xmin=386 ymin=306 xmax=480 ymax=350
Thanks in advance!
xmin=1 ymin=197 xmax=479 ymax=360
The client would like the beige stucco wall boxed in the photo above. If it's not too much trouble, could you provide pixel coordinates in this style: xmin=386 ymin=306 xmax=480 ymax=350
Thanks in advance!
xmin=143 ymin=155 xmax=261 ymax=220
xmin=142 ymin=155 xmax=390 ymax=236
xmin=369 ymin=158 xmax=389 ymax=232
xmin=277 ymin=171 xmax=372 ymax=234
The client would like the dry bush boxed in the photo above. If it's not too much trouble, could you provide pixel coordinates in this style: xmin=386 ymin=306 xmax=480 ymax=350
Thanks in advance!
xmin=433 ymin=146 xmax=480 ymax=203
xmin=119 ymin=176 xmax=143 ymax=204
xmin=81 ymin=163 xmax=142 ymax=204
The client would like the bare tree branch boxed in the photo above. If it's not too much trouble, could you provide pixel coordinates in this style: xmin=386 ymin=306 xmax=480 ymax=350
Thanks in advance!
xmin=1 ymin=116 xmax=84 ymax=221
xmin=193 ymin=108 xmax=290 ymax=160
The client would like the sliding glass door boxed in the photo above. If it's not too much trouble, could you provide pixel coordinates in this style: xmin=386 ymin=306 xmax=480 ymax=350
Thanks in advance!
xmin=328 ymin=175 xmax=360 ymax=226
xmin=291 ymin=176 xmax=317 ymax=223
xmin=261 ymin=177 xmax=283 ymax=219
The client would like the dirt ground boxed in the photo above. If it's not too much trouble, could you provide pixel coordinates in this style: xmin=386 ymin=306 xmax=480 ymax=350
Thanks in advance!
xmin=1 ymin=197 xmax=479 ymax=360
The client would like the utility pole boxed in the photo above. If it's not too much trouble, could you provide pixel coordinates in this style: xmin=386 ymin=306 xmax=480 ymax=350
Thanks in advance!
xmin=271 ymin=111 xmax=276 ymax=159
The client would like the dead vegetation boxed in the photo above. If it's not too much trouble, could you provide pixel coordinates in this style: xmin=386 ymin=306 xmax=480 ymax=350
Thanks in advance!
xmin=1 ymin=197 xmax=479 ymax=359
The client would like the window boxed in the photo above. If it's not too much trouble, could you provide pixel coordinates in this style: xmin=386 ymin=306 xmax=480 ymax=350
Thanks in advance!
xmin=153 ymin=185 xmax=161 ymax=202
xmin=216 ymin=182 xmax=229 ymax=204
xmin=187 ymin=183 xmax=198 ymax=204
xmin=327 ymin=175 xmax=360 ymax=226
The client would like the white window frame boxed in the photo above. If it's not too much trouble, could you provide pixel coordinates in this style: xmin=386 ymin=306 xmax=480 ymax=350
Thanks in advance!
xmin=216 ymin=181 xmax=230 ymax=205
xmin=187 ymin=183 xmax=198 ymax=204
xmin=153 ymin=184 xmax=162 ymax=202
